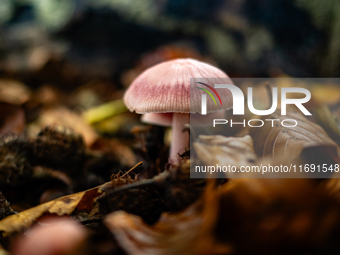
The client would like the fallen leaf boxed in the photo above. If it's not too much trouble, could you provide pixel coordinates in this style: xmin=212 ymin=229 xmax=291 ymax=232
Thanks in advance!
xmin=104 ymin=209 xmax=202 ymax=255
xmin=0 ymin=183 xmax=107 ymax=238
xmin=29 ymin=107 xmax=98 ymax=146
xmin=0 ymin=191 xmax=85 ymax=237
xmin=90 ymin=138 xmax=137 ymax=169
xmin=76 ymin=188 xmax=102 ymax=214
xmin=0 ymin=80 xmax=31 ymax=105
xmin=249 ymin=111 xmax=338 ymax=158
xmin=193 ymin=135 xmax=257 ymax=177
xmin=211 ymin=178 xmax=340 ymax=254
xmin=0 ymin=162 xmax=146 ymax=237
xmin=104 ymin=176 xmax=340 ymax=254
xmin=104 ymin=200 xmax=231 ymax=255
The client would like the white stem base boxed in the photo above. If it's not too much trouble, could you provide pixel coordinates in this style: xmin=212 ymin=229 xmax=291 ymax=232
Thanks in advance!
xmin=170 ymin=113 xmax=190 ymax=162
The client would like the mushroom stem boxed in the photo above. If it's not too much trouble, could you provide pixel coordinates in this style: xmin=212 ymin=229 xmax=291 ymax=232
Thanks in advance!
xmin=170 ymin=113 xmax=190 ymax=161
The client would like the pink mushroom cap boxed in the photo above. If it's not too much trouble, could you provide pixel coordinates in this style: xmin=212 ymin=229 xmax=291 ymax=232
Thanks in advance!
xmin=123 ymin=58 xmax=233 ymax=161
xmin=123 ymin=58 xmax=233 ymax=114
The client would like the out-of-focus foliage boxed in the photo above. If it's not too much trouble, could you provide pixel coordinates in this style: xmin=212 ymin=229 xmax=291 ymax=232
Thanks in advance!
xmin=1 ymin=0 xmax=340 ymax=83
xmin=0 ymin=0 xmax=14 ymax=24
xmin=32 ymin=0 xmax=79 ymax=31
xmin=296 ymin=0 xmax=340 ymax=75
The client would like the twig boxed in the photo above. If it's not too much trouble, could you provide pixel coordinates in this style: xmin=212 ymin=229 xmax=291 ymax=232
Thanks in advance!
xmin=97 ymin=171 xmax=170 ymax=202
xmin=121 ymin=161 xmax=143 ymax=178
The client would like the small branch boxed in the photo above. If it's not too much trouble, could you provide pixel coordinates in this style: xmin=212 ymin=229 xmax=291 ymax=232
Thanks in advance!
xmin=121 ymin=161 xmax=143 ymax=178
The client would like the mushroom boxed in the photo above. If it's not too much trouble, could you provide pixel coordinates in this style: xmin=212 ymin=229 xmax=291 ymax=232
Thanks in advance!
xmin=12 ymin=217 xmax=86 ymax=255
xmin=123 ymin=58 xmax=233 ymax=162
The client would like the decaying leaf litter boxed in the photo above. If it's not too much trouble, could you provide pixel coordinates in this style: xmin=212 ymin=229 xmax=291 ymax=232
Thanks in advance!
xmin=0 ymin=76 xmax=339 ymax=255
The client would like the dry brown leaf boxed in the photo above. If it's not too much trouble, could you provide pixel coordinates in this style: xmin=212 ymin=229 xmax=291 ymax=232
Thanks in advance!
xmin=0 ymin=183 xmax=112 ymax=237
xmin=104 ymin=177 xmax=340 ymax=254
xmin=75 ymin=188 xmax=102 ymax=214
xmin=249 ymin=111 xmax=338 ymax=158
xmin=211 ymin=178 xmax=340 ymax=254
xmin=0 ymin=192 xmax=85 ymax=237
xmin=0 ymin=80 xmax=31 ymax=105
xmin=105 ymin=206 xmax=202 ymax=255
xmin=193 ymin=135 xmax=257 ymax=177
xmin=29 ymin=107 xmax=97 ymax=146
xmin=90 ymin=138 xmax=137 ymax=169
xmin=0 ymin=162 xmax=143 ymax=237
xmin=104 ymin=200 xmax=231 ymax=255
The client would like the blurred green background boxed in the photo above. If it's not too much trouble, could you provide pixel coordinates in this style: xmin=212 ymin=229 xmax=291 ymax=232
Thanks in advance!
xmin=0 ymin=0 xmax=339 ymax=90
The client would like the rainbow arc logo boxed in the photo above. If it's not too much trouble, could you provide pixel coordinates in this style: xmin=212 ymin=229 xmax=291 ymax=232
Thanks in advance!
xmin=196 ymin=82 xmax=222 ymax=115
